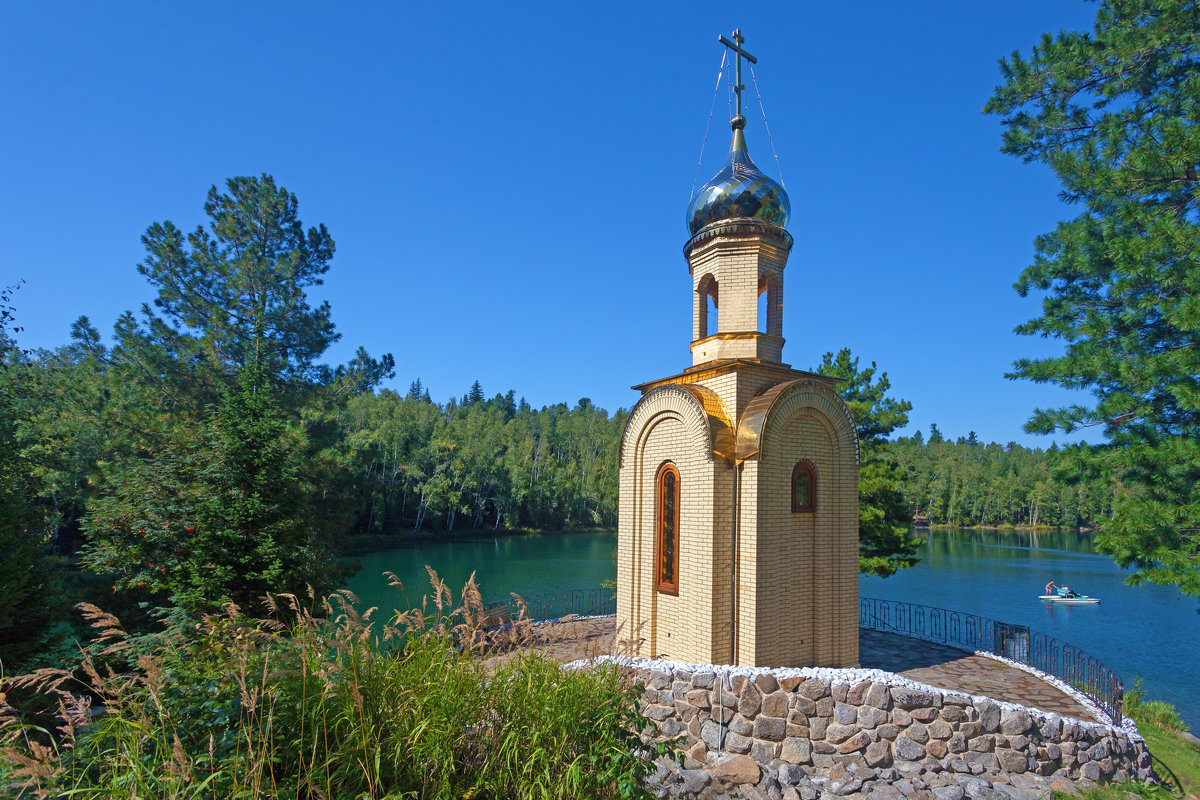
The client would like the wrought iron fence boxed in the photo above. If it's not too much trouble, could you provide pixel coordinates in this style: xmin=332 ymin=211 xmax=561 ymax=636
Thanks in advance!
xmin=488 ymin=587 xmax=616 ymax=624
xmin=859 ymin=597 xmax=1124 ymax=726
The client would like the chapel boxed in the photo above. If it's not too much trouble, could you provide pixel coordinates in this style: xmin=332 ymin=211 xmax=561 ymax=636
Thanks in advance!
xmin=616 ymin=32 xmax=860 ymax=669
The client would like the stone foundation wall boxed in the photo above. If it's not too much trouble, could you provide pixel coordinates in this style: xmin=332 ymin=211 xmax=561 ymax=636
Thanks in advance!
xmin=620 ymin=658 xmax=1152 ymax=790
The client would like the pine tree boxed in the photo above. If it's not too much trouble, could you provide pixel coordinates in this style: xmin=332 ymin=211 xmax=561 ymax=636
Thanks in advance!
xmin=138 ymin=174 xmax=340 ymax=387
xmin=987 ymin=0 xmax=1200 ymax=597
xmin=816 ymin=349 xmax=924 ymax=576
xmin=466 ymin=380 xmax=485 ymax=405
xmin=0 ymin=284 xmax=65 ymax=669
xmin=79 ymin=175 xmax=379 ymax=614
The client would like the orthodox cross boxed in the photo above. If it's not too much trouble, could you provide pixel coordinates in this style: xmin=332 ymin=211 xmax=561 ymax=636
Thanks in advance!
xmin=718 ymin=28 xmax=757 ymax=120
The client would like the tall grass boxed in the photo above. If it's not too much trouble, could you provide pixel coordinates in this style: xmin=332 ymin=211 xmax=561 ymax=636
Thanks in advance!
xmin=1125 ymin=679 xmax=1190 ymax=734
xmin=0 ymin=569 xmax=664 ymax=799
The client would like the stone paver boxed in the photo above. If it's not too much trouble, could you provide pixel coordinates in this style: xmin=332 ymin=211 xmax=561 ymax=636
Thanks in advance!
xmin=858 ymin=628 xmax=1102 ymax=723
xmin=504 ymin=616 xmax=1103 ymax=723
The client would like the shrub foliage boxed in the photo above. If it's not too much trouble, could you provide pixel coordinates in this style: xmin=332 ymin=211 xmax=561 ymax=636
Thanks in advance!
xmin=0 ymin=572 xmax=663 ymax=799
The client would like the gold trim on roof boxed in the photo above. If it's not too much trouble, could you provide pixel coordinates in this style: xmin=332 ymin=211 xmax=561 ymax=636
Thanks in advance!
xmin=735 ymin=380 xmax=794 ymax=461
xmin=734 ymin=377 xmax=860 ymax=464
xmin=677 ymin=384 xmax=736 ymax=462
xmin=618 ymin=383 xmax=736 ymax=466
xmin=690 ymin=331 xmax=785 ymax=346
xmin=632 ymin=359 xmax=828 ymax=393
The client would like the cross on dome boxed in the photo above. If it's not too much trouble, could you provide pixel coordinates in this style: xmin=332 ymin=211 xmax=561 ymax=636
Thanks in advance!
xmin=686 ymin=28 xmax=788 ymax=236
xmin=718 ymin=28 xmax=757 ymax=123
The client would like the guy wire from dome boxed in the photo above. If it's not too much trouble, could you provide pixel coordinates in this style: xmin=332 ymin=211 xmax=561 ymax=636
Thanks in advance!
xmin=685 ymin=29 xmax=790 ymax=237
xmin=689 ymin=48 xmax=728 ymax=204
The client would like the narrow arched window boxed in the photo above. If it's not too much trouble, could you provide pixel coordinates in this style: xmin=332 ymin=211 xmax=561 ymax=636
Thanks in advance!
xmin=655 ymin=462 xmax=680 ymax=595
xmin=792 ymin=461 xmax=816 ymax=513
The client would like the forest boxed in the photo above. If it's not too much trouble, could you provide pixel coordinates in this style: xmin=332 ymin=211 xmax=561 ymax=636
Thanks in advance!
xmin=891 ymin=428 xmax=1112 ymax=530
xmin=341 ymin=385 xmax=624 ymax=535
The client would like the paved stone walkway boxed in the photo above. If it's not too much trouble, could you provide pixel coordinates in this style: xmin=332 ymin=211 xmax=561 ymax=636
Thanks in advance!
xmin=504 ymin=617 xmax=1103 ymax=724
xmin=858 ymin=628 xmax=1102 ymax=723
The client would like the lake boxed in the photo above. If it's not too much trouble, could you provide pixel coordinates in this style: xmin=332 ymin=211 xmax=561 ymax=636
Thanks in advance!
xmin=343 ymin=527 xmax=1199 ymax=728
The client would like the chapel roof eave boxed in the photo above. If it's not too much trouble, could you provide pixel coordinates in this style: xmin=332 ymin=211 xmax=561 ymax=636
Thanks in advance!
xmin=735 ymin=378 xmax=861 ymax=465
xmin=631 ymin=359 xmax=842 ymax=395
xmin=617 ymin=382 xmax=735 ymax=467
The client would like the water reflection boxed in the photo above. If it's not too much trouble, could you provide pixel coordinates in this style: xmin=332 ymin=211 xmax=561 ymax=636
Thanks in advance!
xmin=344 ymin=531 xmax=618 ymax=614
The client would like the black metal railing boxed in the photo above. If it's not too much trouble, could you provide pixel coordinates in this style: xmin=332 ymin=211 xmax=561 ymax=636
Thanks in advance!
xmin=490 ymin=587 xmax=616 ymax=624
xmin=860 ymin=597 xmax=1124 ymax=725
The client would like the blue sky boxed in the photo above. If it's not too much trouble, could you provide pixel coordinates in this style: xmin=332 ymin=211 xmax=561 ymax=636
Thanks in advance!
xmin=2 ymin=1 xmax=1102 ymax=447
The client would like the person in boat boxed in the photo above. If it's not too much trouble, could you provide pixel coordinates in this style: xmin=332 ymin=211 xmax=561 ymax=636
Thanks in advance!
xmin=1058 ymin=585 xmax=1078 ymax=599
xmin=1045 ymin=580 xmax=1057 ymax=596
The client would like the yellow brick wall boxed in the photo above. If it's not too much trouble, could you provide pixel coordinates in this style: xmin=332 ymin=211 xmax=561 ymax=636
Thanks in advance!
xmin=754 ymin=384 xmax=860 ymax=667
xmin=619 ymin=375 xmax=859 ymax=669
xmin=688 ymin=230 xmax=789 ymax=368
xmin=618 ymin=386 xmax=727 ymax=664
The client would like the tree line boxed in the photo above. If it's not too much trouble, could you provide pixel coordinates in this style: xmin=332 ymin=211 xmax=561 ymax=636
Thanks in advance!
xmin=340 ymin=384 xmax=624 ymax=535
xmin=344 ymin=391 xmax=1122 ymax=537
xmin=889 ymin=427 xmax=1113 ymax=529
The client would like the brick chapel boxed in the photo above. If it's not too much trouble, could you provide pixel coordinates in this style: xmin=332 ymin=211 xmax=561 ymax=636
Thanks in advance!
xmin=616 ymin=32 xmax=860 ymax=669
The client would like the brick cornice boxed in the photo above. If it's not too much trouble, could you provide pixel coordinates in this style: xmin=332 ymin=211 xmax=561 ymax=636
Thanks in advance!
xmin=683 ymin=219 xmax=793 ymax=259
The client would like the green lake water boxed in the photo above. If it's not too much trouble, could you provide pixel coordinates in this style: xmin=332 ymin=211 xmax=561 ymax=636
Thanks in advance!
xmin=343 ymin=527 xmax=1199 ymax=728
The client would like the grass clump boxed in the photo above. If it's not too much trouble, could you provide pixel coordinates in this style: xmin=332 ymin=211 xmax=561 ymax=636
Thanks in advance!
xmin=1057 ymin=680 xmax=1199 ymax=800
xmin=0 ymin=569 xmax=667 ymax=799
xmin=1125 ymin=680 xmax=1190 ymax=735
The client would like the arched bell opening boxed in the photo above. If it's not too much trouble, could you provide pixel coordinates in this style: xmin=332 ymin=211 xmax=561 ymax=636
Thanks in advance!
xmin=758 ymin=271 xmax=782 ymax=337
xmin=695 ymin=273 xmax=719 ymax=339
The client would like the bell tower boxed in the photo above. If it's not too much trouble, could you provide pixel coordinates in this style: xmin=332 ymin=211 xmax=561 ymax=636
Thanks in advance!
xmin=686 ymin=149 xmax=790 ymax=367
xmin=686 ymin=31 xmax=791 ymax=367
xmin=616 ymin=30 xmax=861 ymax=669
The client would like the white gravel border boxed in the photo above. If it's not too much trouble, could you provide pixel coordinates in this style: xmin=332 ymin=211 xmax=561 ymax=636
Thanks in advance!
xmin=559 ymin=615 xmax=1142 ymax=742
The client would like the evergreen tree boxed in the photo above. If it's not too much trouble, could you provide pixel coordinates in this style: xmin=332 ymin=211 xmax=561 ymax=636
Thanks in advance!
xmin=0 ymin=285 xmax=65 ymax=669
xmin=138 ymin=174 xmax=339 ymax=388
xmin=816 ymin=349 xmax=923 ymax=576
xmin=408 ymin=378 xmax=424 ymax=400
xmin=466 ymin=380 xmax=485 ymax=405
xmin=84 ymin=358 xmax=347 ymax=614
xmin=78 ymin=175 xmax=383 ymax=614
xmin=987 ymin=0 xmax=1200 ymax=596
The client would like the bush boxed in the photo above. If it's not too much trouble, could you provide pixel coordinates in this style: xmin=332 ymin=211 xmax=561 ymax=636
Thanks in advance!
xmin=0 ymin=571 xmax=665 ymax=799
xmin=1124 ymin=679 xmax=1189 ymax=734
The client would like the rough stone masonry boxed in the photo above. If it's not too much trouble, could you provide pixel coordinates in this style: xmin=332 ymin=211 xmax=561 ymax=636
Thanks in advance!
xmin=603 ymin=657 xmax=1152 ymax=800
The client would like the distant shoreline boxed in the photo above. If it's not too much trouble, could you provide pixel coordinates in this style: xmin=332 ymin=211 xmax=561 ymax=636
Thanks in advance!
xmin=341 ymin=526 xmax=615 ymax=556
xmin=917 ymin=523 xmax=1094 ymax=532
